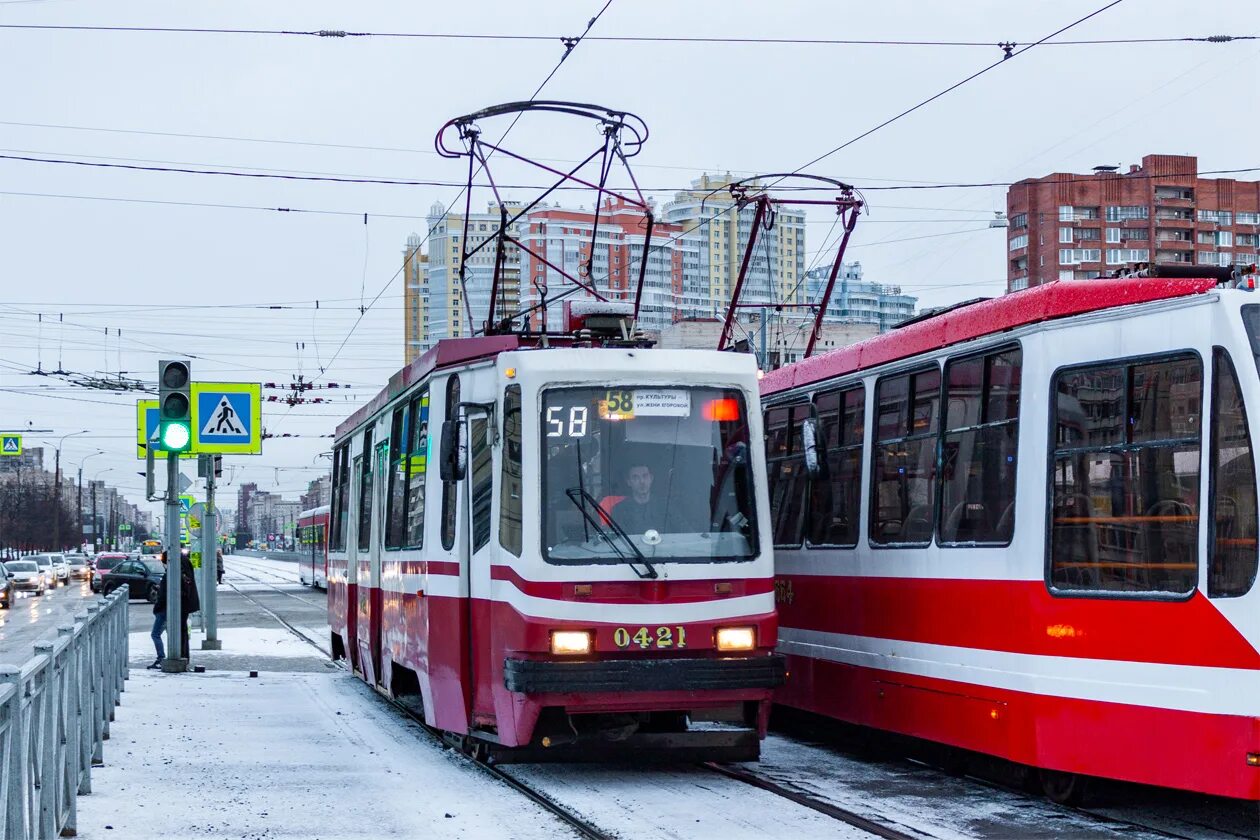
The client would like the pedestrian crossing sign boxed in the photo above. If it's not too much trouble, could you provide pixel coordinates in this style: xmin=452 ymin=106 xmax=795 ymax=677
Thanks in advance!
xmin=135 ymin=400 xmax=195 ymax=460
xmin=0 ymin=435 xmax=20 ymax=456
xmin=190 ymin=382 xmax=262 ymax=455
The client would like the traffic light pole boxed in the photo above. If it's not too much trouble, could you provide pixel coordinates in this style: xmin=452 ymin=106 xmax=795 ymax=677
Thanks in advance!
xmin=161 ymin=452 xmax=186 ymax=672
xmin=200 ymin=457 xmax=221 ymax=650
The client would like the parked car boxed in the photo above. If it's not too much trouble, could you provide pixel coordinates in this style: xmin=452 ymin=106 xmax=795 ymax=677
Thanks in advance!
xmin=65 ymin=554 xmax=91 ymax=580
xmin=100 ymin=558 xmax=166 ymax=602
xmin=50 ymin=553 xmax=70 ymax=583
xmin=90 ymin=552 xmax=129 ymax=593
xmin=4 ymin=560 xmax=46 ymax=596
xmin=29 ymin=554 xmax=58 ymax=589
xmin=0 ymin=564 xmax=15 ymax=609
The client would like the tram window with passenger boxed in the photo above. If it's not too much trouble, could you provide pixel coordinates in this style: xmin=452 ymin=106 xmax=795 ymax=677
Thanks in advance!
xmin=1209 ymin=348 xmax=1259 ymax=597
xmin=807 ymin=385 xmax=865 ymax=547
xmin=1049 ymin=353 xmax=1202 ymax=595
xmin=870 ymin=366 xmax=941 ymax=546
xmin=541 ymin=386 xmax=757 ymax=564
xmin=939 ymin=346 xmax=1021 ymax=545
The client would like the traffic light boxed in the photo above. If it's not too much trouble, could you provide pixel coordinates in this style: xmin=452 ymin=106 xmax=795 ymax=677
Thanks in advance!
xmin=158 ymin=360 xmax=192 ymax=452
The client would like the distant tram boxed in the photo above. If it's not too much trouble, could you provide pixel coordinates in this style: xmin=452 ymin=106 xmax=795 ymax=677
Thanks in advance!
xmin=327 ymin=313 xmax=783 ymax=760
xmin=761 ymin=271 xmax=1260 ymax=801
xmin=297 ymin=505 xmax=329 ymax=589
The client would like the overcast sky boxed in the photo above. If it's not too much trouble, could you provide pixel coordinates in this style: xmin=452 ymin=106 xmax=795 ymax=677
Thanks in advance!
xmin=1 ymin=0 xmax=1256 ymax=522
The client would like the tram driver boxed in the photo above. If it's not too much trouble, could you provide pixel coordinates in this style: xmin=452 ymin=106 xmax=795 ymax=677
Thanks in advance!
xmin=609 ymin=463 xmax=669 ymax=535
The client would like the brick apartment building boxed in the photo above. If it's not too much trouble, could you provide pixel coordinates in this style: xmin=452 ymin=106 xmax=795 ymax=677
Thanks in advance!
xmin=1006 ymin=154 xmax=1260 ymax=292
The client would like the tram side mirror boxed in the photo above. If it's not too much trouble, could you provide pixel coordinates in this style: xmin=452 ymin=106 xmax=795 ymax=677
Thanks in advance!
xmin=440 ymin=419 xmax=467 ymax=481
xmin=801 ymin=417 xmax=821 ymax=477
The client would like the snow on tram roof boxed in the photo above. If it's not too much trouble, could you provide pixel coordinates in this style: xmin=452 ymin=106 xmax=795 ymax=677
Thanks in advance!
xmin=760 ymin=277 xmax=1219 ymax=396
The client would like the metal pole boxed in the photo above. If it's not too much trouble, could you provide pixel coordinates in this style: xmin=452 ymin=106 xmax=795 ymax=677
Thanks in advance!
xmin=91 ymin=484 xmax=97 ymax=552
xmin=201 ymin=457 xmax=220 ymax=650
xmin=53 ymin=447 xmax=61 ymax=550
xmin=162 ymin=454 xmax=185 ymax=672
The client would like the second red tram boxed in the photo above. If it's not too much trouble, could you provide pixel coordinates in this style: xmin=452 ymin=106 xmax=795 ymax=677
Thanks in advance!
xmin=327 ymin=332 xmax=783 ymax=760
xmin=762 ymin=276 xmax=1260 ymax=801
xmin=297 ymin=505 xmax=329 ymax=589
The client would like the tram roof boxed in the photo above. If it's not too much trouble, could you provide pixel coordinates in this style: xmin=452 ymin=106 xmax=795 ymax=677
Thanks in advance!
xmin=760 ymin=277 xmax=1219 ymax=396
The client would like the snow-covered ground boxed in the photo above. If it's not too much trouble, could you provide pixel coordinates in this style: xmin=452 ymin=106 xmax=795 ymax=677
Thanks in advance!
xmin=77 ymin=670 xmax=578 ymax=840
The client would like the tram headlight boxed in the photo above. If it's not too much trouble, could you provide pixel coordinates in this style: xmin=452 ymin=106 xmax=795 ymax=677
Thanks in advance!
xmin=550 ymin=630 xmax=592 ymax=655
xmin=715 ymin=626 xmax=756 ymax=652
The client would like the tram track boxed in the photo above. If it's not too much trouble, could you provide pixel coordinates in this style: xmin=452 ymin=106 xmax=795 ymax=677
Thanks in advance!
xmin=219 ymin=570 xmax=617 ymax=840
xmin=701 ymin=761 xmax=921 ymax=840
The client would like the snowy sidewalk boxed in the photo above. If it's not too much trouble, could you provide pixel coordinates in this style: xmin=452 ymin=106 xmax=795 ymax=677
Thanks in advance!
xmin=75 ymin=664 xmax=572 ymax=839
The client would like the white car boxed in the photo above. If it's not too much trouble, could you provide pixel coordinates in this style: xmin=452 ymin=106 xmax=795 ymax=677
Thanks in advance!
xmin=4 ymin=560 xmax=47 ymax=596
xmin=50 ymin=553 xmax=70 ymax=583
xmin=29 ymin=554 xmax=58 ymax=588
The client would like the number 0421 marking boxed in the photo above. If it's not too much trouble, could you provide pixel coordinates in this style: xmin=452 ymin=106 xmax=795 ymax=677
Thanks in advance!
xmin=613 ymin=626 xmax=687 ymax=649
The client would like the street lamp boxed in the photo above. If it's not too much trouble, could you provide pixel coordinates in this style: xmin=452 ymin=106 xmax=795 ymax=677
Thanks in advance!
xmin=40 ymin=430 xmax=88 ymax=551
xmin=74 ymin=450 xmax=105 ymax=552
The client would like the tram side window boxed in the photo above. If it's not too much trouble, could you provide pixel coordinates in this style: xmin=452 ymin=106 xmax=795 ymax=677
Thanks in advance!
xmin=808 ymin=386 xmax=864 ymax=547
xmin=405 ymin=389 xmax=430 ymax=548
xmin=939 ymin=347 xmax=1021 ymax=545
xmin=357 ymin=430 xmax=374 ymax=552
xmin=470 ymin=418 xmax=493 ymax=552
xmin=1210 ymin=349 xmax=1259 ymax=597
xmin=870 ymin=366 xmax=940 ymax=546
xmin=330 ymin=443 xmax=350 ymax=551
xmin=384 ymin=404 xmax=410 ymax=549
xmin=1050 ymin=354 xmax=1201 ymax=595
xmin=765 ymin=403 xmax=810 ymax=547
xmin=441 ymin=376 xmax=461 ymax=552
xmin=500 ymin=385 xmax=523 ymax=556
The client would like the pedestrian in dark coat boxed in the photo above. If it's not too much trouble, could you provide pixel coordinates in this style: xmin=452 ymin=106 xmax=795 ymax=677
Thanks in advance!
xmin=149 ymin=550 xmax=201 ymax=665
xmin=147 ymin=553 xmax=169 ymax=669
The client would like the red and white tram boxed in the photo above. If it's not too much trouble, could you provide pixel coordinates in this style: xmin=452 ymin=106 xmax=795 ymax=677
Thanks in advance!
xmin=327 ymin=331 xmax=783 ymax=760
xmin=762 ymin=274 xmax=1260 ymax=801
xmin=297 ymin=505 xmax=329 ymax=589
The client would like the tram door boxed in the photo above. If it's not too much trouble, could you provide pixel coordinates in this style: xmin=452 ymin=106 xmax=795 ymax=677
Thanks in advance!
xmin=365 ymin=440 xmax=389 ymax=685
xmin=463 ymin=411 xmax=497 ymax=725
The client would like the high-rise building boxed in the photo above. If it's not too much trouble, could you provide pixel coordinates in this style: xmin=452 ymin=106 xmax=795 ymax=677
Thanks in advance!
xmin=423 ymin=201 xmax=523 ymax=346
xmin=802 ymin=262 xmax=917 ymax=332
xmin=1006 ymin=154 xmax=1260 ymax=292
xmin=663 ymin=174 xmax=807 ymax=320
xmin=403 ymin=234 xmax=428 ymax=364
xmin=516 ymin=197 xmax=684 ymax=332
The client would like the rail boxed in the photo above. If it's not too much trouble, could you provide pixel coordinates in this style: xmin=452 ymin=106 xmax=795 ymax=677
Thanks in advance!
xmin=0 ymin=586 xmax=129 ymax=840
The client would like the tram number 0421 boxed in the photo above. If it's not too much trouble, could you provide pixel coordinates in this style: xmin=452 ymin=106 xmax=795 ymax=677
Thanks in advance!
xmin=613 ymin=626 xmax=687 ymax=649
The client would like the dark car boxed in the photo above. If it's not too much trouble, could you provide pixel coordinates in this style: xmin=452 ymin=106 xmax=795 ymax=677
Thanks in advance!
xmin=100 ymin=558 xmax=166 ymax=602
xmin=90 ymin=552 xmax=129 ymax=593
xmin=0 ymin=564 xmax=15 ymax=609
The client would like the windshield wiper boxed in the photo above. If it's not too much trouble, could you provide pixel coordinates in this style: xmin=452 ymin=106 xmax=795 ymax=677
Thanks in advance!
xmin=564 ymin=487 xmax=658 ymax=579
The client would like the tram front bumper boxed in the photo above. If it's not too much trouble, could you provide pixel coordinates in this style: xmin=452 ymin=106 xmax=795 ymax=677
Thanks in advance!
xmin=503 ymin=653 xmax=787 ymax=694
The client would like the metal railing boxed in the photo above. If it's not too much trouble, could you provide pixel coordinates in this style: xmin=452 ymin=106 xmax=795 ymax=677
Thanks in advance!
xmin=0 ymin=586 xmax=129 ymax=839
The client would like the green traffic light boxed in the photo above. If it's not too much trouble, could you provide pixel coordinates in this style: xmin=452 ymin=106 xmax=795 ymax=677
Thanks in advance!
xmin=162 ymin=421 xmax=191 ymax=451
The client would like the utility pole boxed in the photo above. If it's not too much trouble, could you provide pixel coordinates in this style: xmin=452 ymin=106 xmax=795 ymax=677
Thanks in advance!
xmin=158 ymin=359 xmax=192 ymax=673
xmin=200 ymin=455 xmax=220 ymax=650
xmin=163 ymin=452 xmax=185 ymax=671
xmin=90 ymin=483 xmax=97 ymax=551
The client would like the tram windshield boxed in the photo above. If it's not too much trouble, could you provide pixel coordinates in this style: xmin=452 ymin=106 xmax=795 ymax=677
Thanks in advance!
xmin=541 ymin=386 xmax=758 ymax=565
